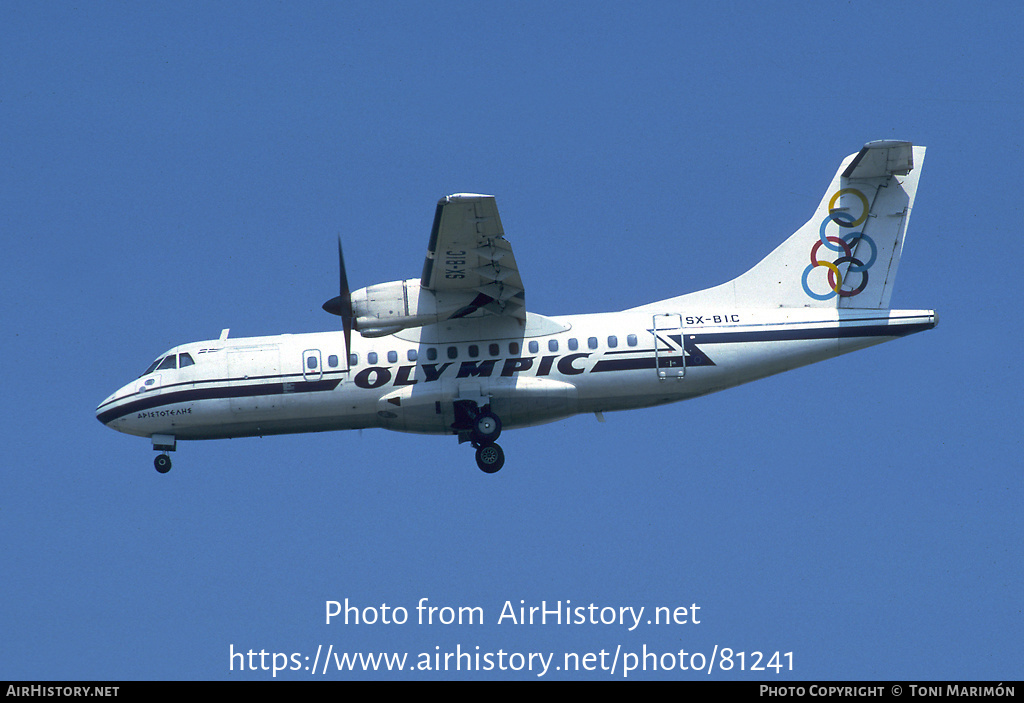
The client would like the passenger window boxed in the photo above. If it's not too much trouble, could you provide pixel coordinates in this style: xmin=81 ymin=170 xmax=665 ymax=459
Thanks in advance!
xmin=489 ymin=343 xmax=499 ymax=356
xmin=407 ymin=349 xmax=418 ymax=362
xmin=368 ymin=352 xmax=378 ymax=365
xmin=349 ymin=353 xmax=358 ymax=366
xmin=179 ymin=353 xmax=195 ymax=368
xmin=568 ymin=338 xmax=578 ymax=351
xmin=588 ymin=337 xmax=598 ymax=350
xmin=327 ymin=355 xmax=338 ymax=368
xmin=548 ymin=339 xmax=558 ymax=352
xmin=608 ymin=335 xmax=618 ymax=348
xmin=528 ymin=341 xmax=539 ymax=353
xmin=627 ymin=334 xmax=638 ymax=347
xmin=468 ymin=345 xmax=479 ymax=358
xmin=387 ymin=351 xmax=398 ymax=363
xmin=509 ymin=342 xmax=520 ymax=355
xmin=447 ymin=346 xmax=458 ymax=359
xmin=306 ymin=355 xmax=318 ymax=370
xmin=158 ymin=356 xmax=177 ymax=370
xmin=427 ymin=348 xmax=437 ymax=361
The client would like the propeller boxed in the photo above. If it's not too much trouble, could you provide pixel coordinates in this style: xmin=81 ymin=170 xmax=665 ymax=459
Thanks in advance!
xmin=322 ymin=238 xmax=354 ymax=370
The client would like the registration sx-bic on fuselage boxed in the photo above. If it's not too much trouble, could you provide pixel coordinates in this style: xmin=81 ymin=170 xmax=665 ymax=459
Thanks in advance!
xmin=96 ymin=140 xmax=937 ymax=474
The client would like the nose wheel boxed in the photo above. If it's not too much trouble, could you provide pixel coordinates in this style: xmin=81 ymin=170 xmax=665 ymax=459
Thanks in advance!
xmin=154 ymin=453 xmax=172 ymax=473
xmin=151 ymin=434 xmax=176 ymax=474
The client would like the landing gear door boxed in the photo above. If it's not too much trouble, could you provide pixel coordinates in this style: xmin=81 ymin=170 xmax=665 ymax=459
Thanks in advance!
xmin=652 ymin=313 xmax=685 ymax=380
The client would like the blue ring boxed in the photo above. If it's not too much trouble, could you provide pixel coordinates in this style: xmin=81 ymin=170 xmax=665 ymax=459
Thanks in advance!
xmin=801 ymin=263 xmax=837 ymax=300
xmin=819 ymin=212 xmax=856 ymax=252
xmin=842 ymin=232 xmax=877 ymax=272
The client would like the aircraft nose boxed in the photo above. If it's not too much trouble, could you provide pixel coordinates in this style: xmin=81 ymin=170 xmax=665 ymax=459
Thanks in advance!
xmin=96 ymin=395 xmax=116 ymax=427
xmin=96 ymin=384 xmax=131 ymax=429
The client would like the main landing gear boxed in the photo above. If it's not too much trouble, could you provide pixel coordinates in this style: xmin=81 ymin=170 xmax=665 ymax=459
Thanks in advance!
xmin=455 ymin=401 xmax=505 ymax=473
xmin=474 ymin=443 xmax=504 ymax=473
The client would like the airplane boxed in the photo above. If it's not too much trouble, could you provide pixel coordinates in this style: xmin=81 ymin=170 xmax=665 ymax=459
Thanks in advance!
xmin=96 ymin=140 xmax=936 ymax=474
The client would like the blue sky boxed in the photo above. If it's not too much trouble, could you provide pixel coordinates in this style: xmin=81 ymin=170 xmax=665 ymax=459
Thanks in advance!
xmin=2 ymin=1 xmax=1020 ymax=680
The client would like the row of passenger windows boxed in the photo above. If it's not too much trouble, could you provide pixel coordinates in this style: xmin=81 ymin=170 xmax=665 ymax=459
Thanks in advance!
xmin=146 ymin=334 xmax=642 ymax=376
xmin=337 ymin=334 xmax=639 ymax=368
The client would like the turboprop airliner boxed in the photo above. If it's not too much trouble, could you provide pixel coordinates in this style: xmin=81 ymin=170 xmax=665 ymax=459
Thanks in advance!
xmin=97 ymin=140 xmax=936 ymax=474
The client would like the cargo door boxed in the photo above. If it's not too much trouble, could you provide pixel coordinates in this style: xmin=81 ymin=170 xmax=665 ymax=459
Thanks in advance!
xmin=652 ymin=313 xmax=685 ymax=380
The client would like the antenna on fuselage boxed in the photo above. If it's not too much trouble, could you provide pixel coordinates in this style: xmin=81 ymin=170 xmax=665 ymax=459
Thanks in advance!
xmin=321 ymin=238 xmax=354 ymax=373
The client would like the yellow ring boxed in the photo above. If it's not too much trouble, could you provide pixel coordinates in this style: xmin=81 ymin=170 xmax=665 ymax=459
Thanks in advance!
xmin=814 ymin=260 xmax=843 ymax=293
xmin=828 ymin=188 xmax=869 ymax=227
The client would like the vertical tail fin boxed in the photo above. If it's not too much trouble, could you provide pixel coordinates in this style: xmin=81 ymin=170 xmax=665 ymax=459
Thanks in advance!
xmin=745 ymin=140 xmax=924 ymax=309
xmin=647 ymin=141 xmax=925 ymax=311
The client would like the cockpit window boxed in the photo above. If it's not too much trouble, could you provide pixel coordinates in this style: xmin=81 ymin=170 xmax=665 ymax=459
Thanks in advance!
xmin=141 ymin=358 xmax=163 ymax=377
xmin=140 ymin=351 xmax=195 ymax=377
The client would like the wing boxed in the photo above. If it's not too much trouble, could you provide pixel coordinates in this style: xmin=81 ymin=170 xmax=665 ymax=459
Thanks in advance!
xmin=420 ymin=193 xmax=526 ymax=322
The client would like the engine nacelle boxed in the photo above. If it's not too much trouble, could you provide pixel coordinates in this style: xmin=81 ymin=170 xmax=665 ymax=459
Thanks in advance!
xmin=351 ymin=278 xmax=480 ymax=336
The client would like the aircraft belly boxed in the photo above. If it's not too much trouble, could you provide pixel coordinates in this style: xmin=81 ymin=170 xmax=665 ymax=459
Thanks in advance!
xmin=374 ymin=376 xmax=580 ymax=434
xmin=174 ymin=412 xmax=379 ymax=440
xmin=683 ymin=329 xmax=895 ymax=392
xmin=501 ymin=377 xmax=579 ymax=429
xmin=574 ymin=368 xmax=692 ymax=414
xmin=178 ymin=389 xmax=377 ymax=439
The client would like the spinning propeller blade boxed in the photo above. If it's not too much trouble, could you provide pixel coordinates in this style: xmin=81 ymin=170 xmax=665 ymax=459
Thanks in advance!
xmin=321 ymin=238 xmax=353 ymax=369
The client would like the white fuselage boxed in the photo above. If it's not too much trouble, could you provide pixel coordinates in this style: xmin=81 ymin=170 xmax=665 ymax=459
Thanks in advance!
xmin=96 ymin=142 xmax=937 ymax=473
xmin=96 ymin=307 xmax=936 ymax=442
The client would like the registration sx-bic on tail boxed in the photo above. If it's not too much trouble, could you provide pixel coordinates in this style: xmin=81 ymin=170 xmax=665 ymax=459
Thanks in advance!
xmin=97 ymin=141 xmax=937 ymax=474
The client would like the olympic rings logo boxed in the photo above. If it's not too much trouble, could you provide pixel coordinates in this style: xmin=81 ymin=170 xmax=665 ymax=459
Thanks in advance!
xmin=801 ymin=188 xmax=877 ymax=300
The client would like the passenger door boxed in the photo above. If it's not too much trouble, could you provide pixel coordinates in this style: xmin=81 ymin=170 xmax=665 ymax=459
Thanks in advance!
xmin=302 ymin=349 xmax=323 ymax=382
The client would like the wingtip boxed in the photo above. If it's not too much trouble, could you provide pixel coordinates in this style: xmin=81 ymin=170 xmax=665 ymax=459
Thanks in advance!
xmin=442 ymin=193 xmax=494 ymax=203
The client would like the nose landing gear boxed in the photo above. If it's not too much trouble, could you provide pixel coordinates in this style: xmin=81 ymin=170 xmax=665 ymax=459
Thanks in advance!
xmin=154 ymin=453 xmax=172 ymax=473
xmin=151 ymin=434 xmax=176 ymax=474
